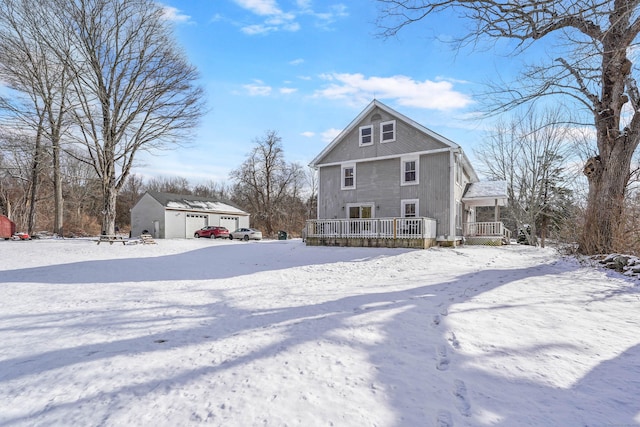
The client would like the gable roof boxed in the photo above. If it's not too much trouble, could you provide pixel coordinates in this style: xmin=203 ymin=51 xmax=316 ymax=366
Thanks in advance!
xmin=309 ymin=99 xmax=478 ymax=181
xmin=145 ymin=191 xmax=249 ymax=215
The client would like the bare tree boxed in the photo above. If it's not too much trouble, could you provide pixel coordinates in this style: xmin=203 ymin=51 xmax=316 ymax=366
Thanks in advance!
xmin=193 ymin=180 xmax=231 ymax=199
xmin=0 ymin=131 xmax=38 ymax=230
xmin=475 ymin=108 xmax=574 ymax=247
xmin=144 ymin=176 xmax=192 ymax=195
xmin=48 ymin=0 xmax=204 ymax=235
xmin=378 ymin=1 xmax=640 ymax=254
xmin=0 ymin=0 xmax=71 ymax=235
xmin=305 ymin=166 xmax=318 ymax=220
xmin=230 ymin=130 xmax=305 ymax=237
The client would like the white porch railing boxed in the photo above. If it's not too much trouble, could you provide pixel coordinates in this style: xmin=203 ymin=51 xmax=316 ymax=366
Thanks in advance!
xmin=306 ymin=217 xmax=437 ymax=239
xmin=463 ymin=222 xmax=512 ymax=241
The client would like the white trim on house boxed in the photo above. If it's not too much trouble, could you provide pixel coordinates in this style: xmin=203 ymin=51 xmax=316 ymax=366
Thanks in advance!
xmin=308 ymin=99 xmax=478 ymax=182
xmin=310 ymin=100 xmax=461 ymax=166
xmin=449 ymin=149 xmax=457 ymax=242
xmin=341 ymin=163 xmax=356 ymax=190
xmin=401 ymin=155 xmax=420 ymax=186
xmin=380 ymin=120 xmax=396 ymax=143
xmin=346 ymin=202 xmax=375 ymax=219
xmin=316 ymin=147 xmax=452 ymax=169
xmin=401 ymin=199 xmax=419 ymax=217
xmin=359 ymin=125 xmax=373 ymax=146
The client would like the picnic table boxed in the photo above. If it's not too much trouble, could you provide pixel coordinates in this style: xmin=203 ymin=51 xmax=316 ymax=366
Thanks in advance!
xmin=97 ymin=235 xmax=127 ymax=245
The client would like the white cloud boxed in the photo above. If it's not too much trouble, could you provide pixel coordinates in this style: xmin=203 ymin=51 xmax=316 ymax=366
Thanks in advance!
xmin=232 ymin=1 xmax=348 ymax=35
xmin=296 ymin=0 xmax=312 ymax=9
xmin=315 ymin=73 xmax=473 ymax=111
xmin=233 ymin=0 xmax=282 ymax=16
xmin=161 ymin=5 xmax=191 ymax=23
xmin=241 ymin=24 xmax=274 ymax=35
xmin=243 ymin=80 xmax=272 ymax=96
xmin=290 ymin=58 xmax=305 ymax=66
xmin=313 ymin=4 xmax=348 ymax=26
xmin=301 ymin=131 xmax=315 ymax=138
xmin=280 ymin=87 xmax=298 ymax=94
xmin=322 ymin=128 xmax=342 ymax=143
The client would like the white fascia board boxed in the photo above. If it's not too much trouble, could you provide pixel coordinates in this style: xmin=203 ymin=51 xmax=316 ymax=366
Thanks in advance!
xmin=309 ymin=100 xmax=378 ymax=167
xmin=310 ymin=99 xmax=463 ymax=168
xmin=314 ymin=147 xmax=452 ymax=168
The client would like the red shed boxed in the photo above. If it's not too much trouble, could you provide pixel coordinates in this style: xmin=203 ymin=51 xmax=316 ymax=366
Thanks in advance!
xmin=0 ymin=214 xmax=16 ymax=240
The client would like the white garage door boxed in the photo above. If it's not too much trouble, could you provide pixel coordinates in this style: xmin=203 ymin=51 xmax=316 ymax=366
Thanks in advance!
xmin=186 ymin=214 xmax=207 ymax=238
xmin=221 ymin=216 xmax=238 ymax=231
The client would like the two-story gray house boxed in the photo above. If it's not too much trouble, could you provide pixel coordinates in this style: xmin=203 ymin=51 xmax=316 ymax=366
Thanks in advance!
xmin=306 ymin=100 xmax=509 ymax=248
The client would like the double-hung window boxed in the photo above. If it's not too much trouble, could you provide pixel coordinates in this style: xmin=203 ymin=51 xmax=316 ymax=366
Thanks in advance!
xmin=342 ymin=164 xmax=355 ymax=189
xmin=380 ymin=120 xmax=396 ymax=143
xmin=359 ymin=125 xmax=373 ymax=146
xmin=401 ymin=156 xmax=419 ymax=185
xmin=401 ymin=199 xmax=419 ymax=217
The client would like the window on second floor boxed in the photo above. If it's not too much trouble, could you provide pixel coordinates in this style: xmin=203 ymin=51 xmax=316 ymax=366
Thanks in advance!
xmin=401 ymin=156 xmax=419 ymax=185
xmin=380 ymin=120 xmax=396 ymax=143
xmin=359 ymin=125 xmax=373 ymax=146
xmin=342 ymin=164 xmax=355 ymax=189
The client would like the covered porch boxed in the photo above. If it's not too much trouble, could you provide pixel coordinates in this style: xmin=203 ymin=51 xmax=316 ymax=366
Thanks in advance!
xmin=462 ymin=221 xmax=511 ymax=245
xmin=461 ymin=181 xmax=511 ymax=246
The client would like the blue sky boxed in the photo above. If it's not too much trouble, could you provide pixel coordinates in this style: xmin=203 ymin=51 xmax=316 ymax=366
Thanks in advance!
xmin=136 ymin=0 xmax=519 ymax=185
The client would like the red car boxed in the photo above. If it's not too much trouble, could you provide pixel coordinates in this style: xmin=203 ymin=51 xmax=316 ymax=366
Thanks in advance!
xmin=194 ymin=226 xmax=230 ymax=239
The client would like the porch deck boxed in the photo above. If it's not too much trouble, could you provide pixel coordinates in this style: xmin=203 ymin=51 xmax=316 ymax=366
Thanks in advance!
xmin=462 ymin=222 xmax=512 ymax=246
xmin=305 ymin=217 xmax=438 ymax=249
xmin=305 ymin=218 xmax=510 ymax=248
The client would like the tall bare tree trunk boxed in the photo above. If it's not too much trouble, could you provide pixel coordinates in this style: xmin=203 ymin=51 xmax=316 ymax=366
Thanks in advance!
xmin=52 ymin=141 xmax=64 ymax=236
xmin=101 ymin=178 xmax=117 ymax=235
xmin=27 ymin=120 xmax=44 ymax=234
xmin=581 ymin=140 xmax=635 ymax=254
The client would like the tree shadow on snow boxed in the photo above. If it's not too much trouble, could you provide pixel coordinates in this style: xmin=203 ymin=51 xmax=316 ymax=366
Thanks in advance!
xmin=2 ymin=245 xmax=637 ymax=426
xmin=0 ymin=258 xmax=560 ymax=425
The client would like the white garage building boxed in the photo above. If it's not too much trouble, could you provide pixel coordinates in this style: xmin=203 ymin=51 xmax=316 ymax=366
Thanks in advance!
xmin=130 ymin=191 xmax=250 ymax=239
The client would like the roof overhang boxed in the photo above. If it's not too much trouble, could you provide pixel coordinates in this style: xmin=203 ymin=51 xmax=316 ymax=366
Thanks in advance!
xmin=462 ymin=181 xmax=508 ymax=207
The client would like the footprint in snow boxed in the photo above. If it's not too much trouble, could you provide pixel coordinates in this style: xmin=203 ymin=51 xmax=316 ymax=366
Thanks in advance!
xmin=436 ymin=410 xmax=453 ymax=427
xmin=436 ymin=344 xmax=449 ymax=371
xmin=432 ymin=314 xmax=441 ymax=326
xmin=453 ymin=379 xmax=471 ymax=417
xmin=448 ymin=332 xmax=460 ymax=349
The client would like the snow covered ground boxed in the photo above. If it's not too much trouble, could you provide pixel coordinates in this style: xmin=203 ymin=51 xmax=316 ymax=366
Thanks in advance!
xmin=0 ymin=238 xmax=639 ymax=426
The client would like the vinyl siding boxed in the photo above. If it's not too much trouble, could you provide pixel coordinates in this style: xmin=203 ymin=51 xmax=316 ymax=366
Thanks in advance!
xmin=130 ymin=193 xmax=165 ymax=237
xmin=318 ymin=106 xmax=450 ymax=165
xmin=318 ymin=151 xmax=452 ymax=236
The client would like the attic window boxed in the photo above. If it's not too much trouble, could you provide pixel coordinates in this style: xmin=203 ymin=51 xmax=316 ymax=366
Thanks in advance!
xmin=380 ymin=120 xmax=396 ymax=143
xmin=359 ymin=125 xmax=373 ymax=146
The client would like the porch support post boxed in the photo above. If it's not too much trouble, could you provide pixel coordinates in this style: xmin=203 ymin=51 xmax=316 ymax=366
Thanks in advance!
xmin=494 ymin=199 xmax=499 ymax=222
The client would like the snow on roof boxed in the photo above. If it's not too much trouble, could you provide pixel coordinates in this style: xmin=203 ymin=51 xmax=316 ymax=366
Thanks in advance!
xmin=462 ymin=181 xmax=508 ymax=200
xmin=147 ymin=191 xmax=248 ymax=215
xmin=165 ymin=200 xmax=246 ymax=214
